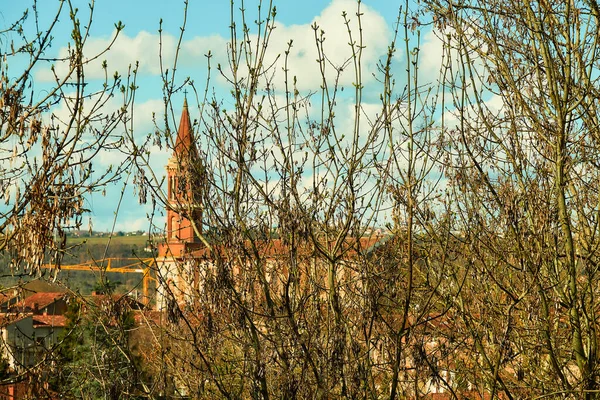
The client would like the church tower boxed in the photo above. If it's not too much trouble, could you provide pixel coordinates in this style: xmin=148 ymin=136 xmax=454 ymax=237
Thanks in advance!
xmin=156 ymin=98 xmax=205 ymax=310
xmin=163 ymin=97 xmax=204 ymax=254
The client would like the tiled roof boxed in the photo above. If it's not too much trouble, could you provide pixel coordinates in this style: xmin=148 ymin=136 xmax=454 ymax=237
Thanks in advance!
xmin=21 ymin=279 xmax=67 ymax=296
xmin=132 ymin=310 xmax=164 ymax=326
xmin=0 ymin=313 xmax=30 ymax=327
xmin=32 ymin=314 xmax=67 ymax=328
xmin=88 ymin=294 xmax=145 ymax=310
xmin=178 ymin=235 xmax=387 ymax=260
xmin=0 ymin=292 xmax=11 ymax=305
xmin=19 ymin=292 xmax=66 ymax=310
xmin=0 ymin=313 xmax=67 ymax=328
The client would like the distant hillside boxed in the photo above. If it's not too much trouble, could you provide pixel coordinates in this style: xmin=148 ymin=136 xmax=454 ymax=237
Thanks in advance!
xmin=64 ymin=234 xmax=153 ymax=261
xmin=0 ymin=234 xmax=156 ymax=296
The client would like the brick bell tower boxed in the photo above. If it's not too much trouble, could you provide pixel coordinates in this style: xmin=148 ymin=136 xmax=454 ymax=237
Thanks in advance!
xmin=160 ymin=97 xmax=204 ymax=258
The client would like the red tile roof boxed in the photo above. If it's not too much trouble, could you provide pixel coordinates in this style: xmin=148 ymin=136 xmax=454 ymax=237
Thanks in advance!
xmin=18 ymin=292 xmax=66 ymax=310
xmin=132 ymin=310 xmax=165 ymax=326
xmin=32 ymin=315 xmax=67 ymax=328
xmin=0 ymin=313 xmax=30 ymax=327
xmin=0 ymin=292 xmax=11 ymax=305
xmin=88 ymin=294 xmax=145 ymax=310
xmin=180 ymin=235 xmax=386 ymax=260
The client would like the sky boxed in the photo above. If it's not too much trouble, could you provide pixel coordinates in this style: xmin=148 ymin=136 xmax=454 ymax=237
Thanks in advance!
xmin=2 ymin=0 xmax=447 ymax=233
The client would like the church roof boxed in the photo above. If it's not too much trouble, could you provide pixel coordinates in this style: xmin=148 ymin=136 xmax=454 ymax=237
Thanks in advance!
xmin=174 ymin=98 xmax=195 ymax=158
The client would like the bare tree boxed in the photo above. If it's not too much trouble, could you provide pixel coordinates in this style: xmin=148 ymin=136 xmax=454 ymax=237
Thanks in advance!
xmin=424 ymin=0 xmax=600 ymax=397
xmin=133 ymin=0 xmax=458 ymax=398
xmin=0 ymin=1 xmax=144 ymax=396
xmin=0 ymin=0 xmax=135 ymax=275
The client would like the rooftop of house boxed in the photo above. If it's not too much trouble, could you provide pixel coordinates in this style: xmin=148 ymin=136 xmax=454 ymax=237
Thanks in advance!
xmin=20 ymin=280 xmax=67 ymax=297
xmin=132 ymin=310 xmax=165 ymax=326
xmin=0 ymin=313 xmax=31 ymax=327
xmin=17 ymin=292 xmax=67 ymax=311
xmin=0 ymin=313 xmax=67 ymax=329
xmin=0 ymin=292 xmax=10 ymax=305
xmin=32 ymin=314 xmax=67 ymax=328
xmin=88 ymin=293 xmax=146 ymax=311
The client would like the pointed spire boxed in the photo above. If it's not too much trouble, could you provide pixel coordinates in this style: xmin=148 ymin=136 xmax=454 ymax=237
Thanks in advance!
xmin=175 ymin=98 xmax=193 ymax=158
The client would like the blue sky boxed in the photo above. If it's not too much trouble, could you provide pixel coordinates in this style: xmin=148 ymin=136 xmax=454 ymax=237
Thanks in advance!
xmin=2 ymin=0 xmax=446 ymax=233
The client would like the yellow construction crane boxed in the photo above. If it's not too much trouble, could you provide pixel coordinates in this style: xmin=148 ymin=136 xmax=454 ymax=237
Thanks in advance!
xmin=41 ymin=258 xmax=156 ymax=305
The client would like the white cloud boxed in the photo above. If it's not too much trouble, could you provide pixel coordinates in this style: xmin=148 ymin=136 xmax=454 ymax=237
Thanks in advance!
xmin=419 ymin=24 xmax=492 ymax=92
xmin=36 ymin=0 xmax=391 ymax=93
xmin=35 ymin=29 xmax=228 ymax=83
xmin=29 ymin=0 xmax=420 ymax=232
xmin=113 ymin=215 xmax=154 ymax=232
xmin=418 ymin=28 xmax=448 ymax=83
xmin=441 ymin=93 xmax=506 ymax=129
xmin=42 ymin=93 xmax=167 ymax=161
xmin=224 ymin=0 xmax=390 ymax=92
